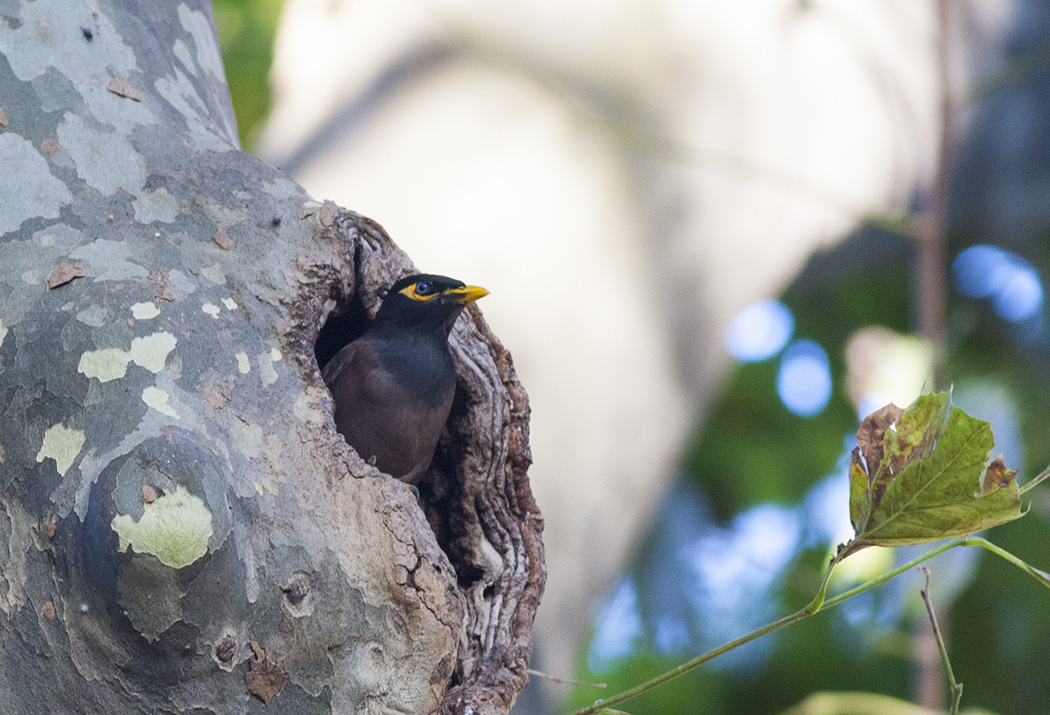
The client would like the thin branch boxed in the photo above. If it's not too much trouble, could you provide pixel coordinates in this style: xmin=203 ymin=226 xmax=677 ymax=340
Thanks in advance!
xmin=527 ymin=669 xmax=607 ymax=688
xmin=572 ymin=609 xmax=809 ymax=715
xmin=919 ymin=568 xmax=963 ymax=714
xmin=1019 ymin=464 xmax=1050 ymax=496
xmin=572 ymin=535 xmax=1050 ymax=715
xmin=965 ymin=536 xmax=1050 ymax=590
xmin=572 ymin=537 xmax=967 ymax=715
xmin=806 ymin=546 xmax=848 ymax=615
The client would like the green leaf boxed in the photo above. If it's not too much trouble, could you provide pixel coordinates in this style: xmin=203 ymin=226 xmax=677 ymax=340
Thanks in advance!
xmin=844 ymin=392 xmax=1023 ymax=556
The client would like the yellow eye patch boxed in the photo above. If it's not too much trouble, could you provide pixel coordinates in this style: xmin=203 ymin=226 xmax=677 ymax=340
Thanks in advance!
xmin=398 ymin=282 xmax=441 ymax=302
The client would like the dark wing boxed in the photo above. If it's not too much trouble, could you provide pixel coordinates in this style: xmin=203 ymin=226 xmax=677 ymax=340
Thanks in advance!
xmin=321 ymin=338 xmax=360 ymax=389
xmin=322 ymin=339 xmax=453 ymax=484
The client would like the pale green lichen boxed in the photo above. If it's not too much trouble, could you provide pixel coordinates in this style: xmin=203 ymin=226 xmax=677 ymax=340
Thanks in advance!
xmin=0 ymin=318 xmax=7 ymax=349
xmin=35 ymin=423 xmax=86 ymax=476
xmin=77 ymin=348 xmax=131 ymax=382
xmin=128 ymin=332 xmax=176 ymax=372
xmin=130 ymin=302 xmax=160 ymax=320
xmin=111 ymin=485 xmax=213 ymax=569
xmin=141 ymin=386 xmax=180 ymax=419
xmin=78 ymin=331 xmax=175 ymax=382
xmin=236 ymin=352 xmax=250 ymax=374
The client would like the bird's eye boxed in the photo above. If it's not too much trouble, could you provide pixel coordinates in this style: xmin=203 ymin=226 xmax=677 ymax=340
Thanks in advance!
xmin=414 ymin=281 xmax=433 ymax=296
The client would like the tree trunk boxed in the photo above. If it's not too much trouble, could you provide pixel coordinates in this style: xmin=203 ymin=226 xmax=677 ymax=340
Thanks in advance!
xmin=0 ymin=1 xmax=543 ymax=713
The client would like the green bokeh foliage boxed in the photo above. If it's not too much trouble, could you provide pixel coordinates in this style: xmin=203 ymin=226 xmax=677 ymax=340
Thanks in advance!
xmin=213 ymin=0 xmax=283 ymax=151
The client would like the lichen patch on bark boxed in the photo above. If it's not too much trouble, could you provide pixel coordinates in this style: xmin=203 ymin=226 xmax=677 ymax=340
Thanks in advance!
xmin=111 ymin=485 xmax=214 ymax=569
xmin=35 ymin=423 xmax=86 ymax=477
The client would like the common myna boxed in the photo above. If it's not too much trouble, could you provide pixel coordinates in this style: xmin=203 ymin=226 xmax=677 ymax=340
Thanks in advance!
xmin=322 ymin=274 xmax=489 ymax=484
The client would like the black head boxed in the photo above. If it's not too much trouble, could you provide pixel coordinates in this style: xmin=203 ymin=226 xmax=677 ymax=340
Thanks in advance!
xmin=373 ymin=274 xmax=489 ymax=336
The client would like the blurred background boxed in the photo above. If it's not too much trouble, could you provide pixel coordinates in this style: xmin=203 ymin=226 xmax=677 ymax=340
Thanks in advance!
xmin=213 ymin=0 xmax=1050 ymax=712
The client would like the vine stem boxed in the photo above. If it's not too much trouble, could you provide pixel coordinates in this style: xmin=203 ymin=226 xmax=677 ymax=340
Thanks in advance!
xmin=806 ymin=546 xmax=848 ymax=615
xmin=572 ymin=535 xmax=1048 ymax=715
xmin=918 ymin=568 xmax=963 ymax=714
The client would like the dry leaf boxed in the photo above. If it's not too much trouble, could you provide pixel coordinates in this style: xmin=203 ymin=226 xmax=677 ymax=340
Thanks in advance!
xmin=213 ymin=227 xmax=233 ymax=250
xmin=107 ymin=77 xmax=142 ymax=102
xmin=203 ymin=384 xmax=228 ymax=410
xmin=47 ymin=263 xmax=86 ymax=289
xmin=982 ymin=455 xmax=1015 ymax=493
xmin=41 ymin=139 xmax=60 ymax=155
xmin=245 ymin=640 xmax=285 ymax=705
xmin=0 ymin=108 xmax=8 ymax=127
xmin=150 ymin=270 xmax=174 ymax=303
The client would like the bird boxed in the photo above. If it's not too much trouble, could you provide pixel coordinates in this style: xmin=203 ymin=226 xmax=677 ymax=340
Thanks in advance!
xmin=321 ymin=273 xmax=489 ymax=484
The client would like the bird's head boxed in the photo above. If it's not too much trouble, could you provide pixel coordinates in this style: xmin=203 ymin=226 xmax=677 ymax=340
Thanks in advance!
xmin=374 ymin=274 xmax=489 ymax=335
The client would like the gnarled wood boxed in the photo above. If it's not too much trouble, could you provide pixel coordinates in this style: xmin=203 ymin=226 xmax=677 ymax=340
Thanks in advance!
xmin=0 ymin=1 xmax=542 ymax=712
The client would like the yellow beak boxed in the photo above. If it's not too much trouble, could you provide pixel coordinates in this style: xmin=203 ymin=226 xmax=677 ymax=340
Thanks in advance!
xmin=448 ymin=285 xmax=490 ymax=305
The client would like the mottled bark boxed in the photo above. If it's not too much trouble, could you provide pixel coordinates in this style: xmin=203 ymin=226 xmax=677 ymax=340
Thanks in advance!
xmin=0 ymin=1 xmax=542 ymax=713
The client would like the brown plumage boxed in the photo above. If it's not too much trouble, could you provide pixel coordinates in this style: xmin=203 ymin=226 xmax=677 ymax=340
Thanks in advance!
xmin=322 ymin=274 xmax=488 ymax=484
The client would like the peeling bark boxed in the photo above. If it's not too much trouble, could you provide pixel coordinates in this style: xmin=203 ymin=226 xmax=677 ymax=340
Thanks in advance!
xmin=0 ymin=1 xmax=542 ymax=713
